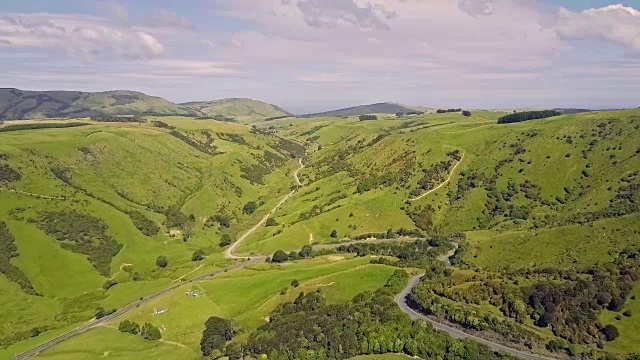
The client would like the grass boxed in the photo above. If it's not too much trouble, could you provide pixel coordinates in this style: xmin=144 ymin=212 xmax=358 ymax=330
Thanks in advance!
xmin=0 ymin=118 xmax=298 ymax=347
xmin=32 ymin=256 xmax=396 ymax=359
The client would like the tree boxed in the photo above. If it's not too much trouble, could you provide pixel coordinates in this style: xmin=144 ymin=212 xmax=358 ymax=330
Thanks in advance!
xmin=192 ymin=249 xmax=206 ymax=261
xmin=359 ymin=115 xmax=377 ymax=121
xmin=462 ymin=110 xmax=472 ymax=117
xmin=219 ymin=234 xmax=232 ymax=247
xmin=243 ymin=201 xmax=258 ymax=215
xmin=291 ymin=279 xmax=300 ymax=288
xmin=298 ymin=245 xmax=313 ymax=258
xmin=95 ymin=307 xmax=106 ymax=319
xmin=272 ymin=250 xmax=288 ymax=263
xmin=330 ymin=229 xmax=338 ymax=238
xmin=201 ymin=316 xmax=236 ymax=356
xmin=119 ymin=320 xmax=140 ymax=335
xmin=265 ymin=218 xmax=278 ymax=227
xmin=601 ymin=324 xmax=620 ymax=341
xmin=156 ymin=255 xmax=168 ymax=268
xmin=140 ymin=322 xmax=162 ymax=340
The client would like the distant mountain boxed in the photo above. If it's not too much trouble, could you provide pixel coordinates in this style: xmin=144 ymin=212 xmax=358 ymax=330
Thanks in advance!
xmin=0 ymin=88 xmax=197 ymax=120
xmin=180 ymin=98 xmax=291 ymax=122
xmin=0 ymin=89 xmax=291 ymax=122
xmin=300 ymin=102 xmax=425 ymax=118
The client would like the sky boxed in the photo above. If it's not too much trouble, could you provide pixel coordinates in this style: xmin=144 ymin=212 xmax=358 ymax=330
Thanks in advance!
xmin=1 ymin=0 xmax=639 ymax=113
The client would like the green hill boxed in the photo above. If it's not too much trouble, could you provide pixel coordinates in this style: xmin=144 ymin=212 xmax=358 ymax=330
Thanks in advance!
xmin=0 ymin=89 xmax=291 ymax=122
xmin=180 ymin=98 xmax=291 ymax=123
xmin=2 ymin=109 xmax=640 ymax=359
xmin=300 ymin=102 xmax=428 ymax=118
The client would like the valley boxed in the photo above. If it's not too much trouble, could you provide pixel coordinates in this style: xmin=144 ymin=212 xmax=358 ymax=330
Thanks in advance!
xmin=0 ymin=108 xmax=639 ymax=360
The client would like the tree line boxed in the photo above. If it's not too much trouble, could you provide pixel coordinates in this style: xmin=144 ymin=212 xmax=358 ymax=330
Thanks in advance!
xmin=497 ymin=110 xmax=561 ymax=124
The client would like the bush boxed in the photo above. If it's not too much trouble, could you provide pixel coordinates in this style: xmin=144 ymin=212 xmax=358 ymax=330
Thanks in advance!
xmin=140 ymin=323 xmax=162 ymax=340
xmin=243 ymin=201 xmax=258 ymax=215
xmin=623 ymin=310 xmax=633 ymax=317
xmin=600 ymin=324 xmax=620 ymax=341
xmin=272 ymin=250 xmax=288 ymax=263
xmin=219 ymin=234 xmax=232 ymax=247
xmin=330 ymin=229 xmax=338 ymax=238
xmin=156 ymin=255 xmax=168 ymax=268
xmin=291 ymin=279 xmax=300 ymax=288
xmin=462 ymin=110 xmax=472 ymax=117
xmin=192 ymin=249 xmax=206 ymax=262
xmin=265 ymin=218 xmax=278 ymax=227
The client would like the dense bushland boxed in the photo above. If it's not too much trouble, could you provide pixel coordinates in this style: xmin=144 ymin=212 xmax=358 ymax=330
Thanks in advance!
xmin=34 ymin=210 xmax=123 ymax=276
xmin=0 ymin=221 xmax=37 ymax=294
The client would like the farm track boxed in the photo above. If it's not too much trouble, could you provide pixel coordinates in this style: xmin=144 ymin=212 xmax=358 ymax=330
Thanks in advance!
xmin=409 ymin=153 xmax=464 ymax=201
xmin=14 ymin=156 xmax=553 ymax=360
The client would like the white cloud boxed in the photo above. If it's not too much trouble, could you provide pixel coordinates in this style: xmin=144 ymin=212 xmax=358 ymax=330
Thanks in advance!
xmin=144 ymin=9 xmax=192 ymax=29
xmin=0 ymin=13 xmax=164 ymax=61
xmin=555 ymin=4 xmax=640 ymax=52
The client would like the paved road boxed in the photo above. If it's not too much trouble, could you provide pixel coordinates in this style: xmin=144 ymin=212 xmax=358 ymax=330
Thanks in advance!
xmin=14 ymin=156 xmax=552 ymax=360
xmin=396 ymin=275 xmax=554 ymax=360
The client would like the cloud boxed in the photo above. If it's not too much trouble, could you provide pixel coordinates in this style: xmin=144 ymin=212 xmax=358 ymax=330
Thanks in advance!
xmin=458 ymin=0 xmax=495 ymax=17
xmin=97 ymin=2 xmax=130 ymax=25
xmin=555 ymin=4 xmax=640 ymax=52
xmin=144 ymin=9 xmax=192 ymax=29
xmin=0 ymin=13 xmax=164 ymax=61
xmin=289 ymin=0 xmax=396 ymax=30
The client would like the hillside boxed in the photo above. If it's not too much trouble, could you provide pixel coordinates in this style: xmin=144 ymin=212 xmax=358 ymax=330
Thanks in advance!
xmin=180 ymin=98 xmax=291 ymax=123
xmin=300 ymin=102 xmax=425 ymax=118
xmin=2 ymin=109 xmax=640 ymax=360
xmin=0 ymin=89 xmax=292 ymax=122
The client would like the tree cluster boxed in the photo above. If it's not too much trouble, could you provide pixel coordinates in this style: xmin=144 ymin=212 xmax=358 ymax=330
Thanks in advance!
xmin=239 ymin=271 xmax=511 ymax=360
xmin=497 ymin=110 xmax=561 ymax=124
xmin=0 ymin=221 xmax=36 ymax=294
xmin=35 ymin=210 xmax=123 ymax=276
xmin=0 ymin=163 xmax=21 ymax=184
xmin=0 ymin=122 xmax=89 ymax=132
xmin=200 ymin=316 xmax=236 ymax=357
xmin=90 ymin=115 xmax=144 ymax=123
xmin=436 ymin=109 xmax=462 ymax=113
xmin=359 ymin=115 xmax=378 ymax=121
xmin=118 ymin=320 xmax=162 ymax=340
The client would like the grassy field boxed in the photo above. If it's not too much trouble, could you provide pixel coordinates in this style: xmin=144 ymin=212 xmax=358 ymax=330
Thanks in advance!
xmin=0 ymin=117 xmax=298 ymax=347
xmin=31 ymin=255 xmax=397 ymax=359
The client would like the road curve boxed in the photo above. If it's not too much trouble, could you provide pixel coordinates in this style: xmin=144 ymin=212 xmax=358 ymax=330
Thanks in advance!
xmin=409 ymin=153 xmax=464 ymax=202
xmin=224 ymin=158 xmax=304 ymax=259
xmin=396 ymin=275 xmax=555 ymax=360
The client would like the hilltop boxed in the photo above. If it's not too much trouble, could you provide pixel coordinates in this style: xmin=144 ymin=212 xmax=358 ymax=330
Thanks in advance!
xmin=0 ymin=89 xmax=291 ymax=122
xmin=179 ymin=98 xmax=291 ymax=122
xmin=300 ymin=102 xmax=428 ymax=118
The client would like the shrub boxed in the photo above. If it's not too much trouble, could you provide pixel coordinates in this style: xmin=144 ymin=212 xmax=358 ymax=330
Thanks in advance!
xmin=291 ymin=279 xmax=300 ymax=288
xmin=219 ymin=234 xmax=232 ymax=247
xmin=600 ymin=324 xmax=620 ymax=341
xmin=265 ymin=218 xmax=278 ymax=227
xmin=462 ymin=110 xmax=472 ymax=117
xmin=192 ymin=249 xmax=206 ymax=262
xmin=623 ymin=310 xmax=633 ymax=317
xmin=243 ymin=201 xmax=258 ymax=215
xmin=156 ymin=255 xmax=168 ymax=268
xmin=272 ymin=250 xmax=288 ymax=263
xmin=330 ymin=229 xmax=338 ymax=238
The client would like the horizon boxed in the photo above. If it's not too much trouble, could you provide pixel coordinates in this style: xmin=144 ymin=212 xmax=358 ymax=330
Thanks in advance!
xmin=1 ymin=1 xmax=640 ymax=113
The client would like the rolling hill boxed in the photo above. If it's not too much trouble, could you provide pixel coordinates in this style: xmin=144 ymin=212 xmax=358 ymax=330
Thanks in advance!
xmin=0 ymin=89 xmax=291 ymax=122
xmin=1 ymin=108 xmax=639 ymax=360
xmin=300 ymin=102 xmax=428 ymax=118
xmin=179 ymin=98 xmax=291 ymax=122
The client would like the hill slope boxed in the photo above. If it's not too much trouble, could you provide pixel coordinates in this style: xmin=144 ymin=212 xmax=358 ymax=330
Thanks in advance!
xmin=0 ymin=89 xmax=291 ymax=122
xmin=180 ymin=98 xmax=291 ymax=123
xmin=300 ymin=102 xmax=423 ymax=118
xmin=0 ymin=88 xmax=197 ymax=119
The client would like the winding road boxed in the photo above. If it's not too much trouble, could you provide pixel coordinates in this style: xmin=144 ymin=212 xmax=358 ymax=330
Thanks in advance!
xmin=13 ymin=156 xmax=552 ymax=360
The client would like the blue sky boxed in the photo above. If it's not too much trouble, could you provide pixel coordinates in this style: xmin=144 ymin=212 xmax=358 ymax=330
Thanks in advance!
xmin=1 ymin=0 xmax=639 ymax=113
